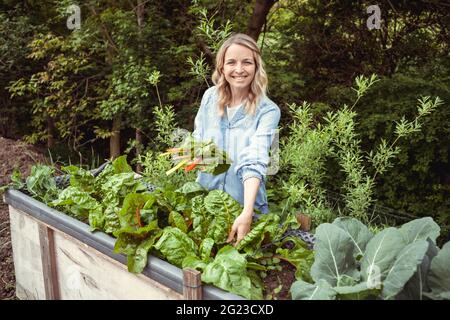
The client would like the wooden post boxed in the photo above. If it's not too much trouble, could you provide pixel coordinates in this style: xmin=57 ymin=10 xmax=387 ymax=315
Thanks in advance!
xmin=296 ymin=212 xmax=311 ymax=232
xmin=38 ymin=224 xmax=60 ymax=300
xmin=183 ymin=268 xmax=202 ymax=300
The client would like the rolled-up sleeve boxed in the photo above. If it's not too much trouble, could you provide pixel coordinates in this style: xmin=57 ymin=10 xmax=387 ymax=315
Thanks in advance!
xmin=235 ymin=104 xmax=281 ymax=184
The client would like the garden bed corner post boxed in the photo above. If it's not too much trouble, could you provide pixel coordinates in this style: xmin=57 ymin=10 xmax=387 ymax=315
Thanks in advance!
xmin=38 ymin=224 xmax=60 ymax=300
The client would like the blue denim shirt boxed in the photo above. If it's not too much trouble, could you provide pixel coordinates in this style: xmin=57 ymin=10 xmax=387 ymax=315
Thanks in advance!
xmin=193 ymin=86 xmax=281 ymax=214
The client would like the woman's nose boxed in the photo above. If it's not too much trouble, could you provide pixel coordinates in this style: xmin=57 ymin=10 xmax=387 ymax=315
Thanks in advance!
xmin=235 ymin=63 xmax=244 ymax=73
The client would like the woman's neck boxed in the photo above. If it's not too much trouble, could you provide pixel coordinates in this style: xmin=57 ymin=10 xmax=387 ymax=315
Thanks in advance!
xmin=229 ymin=87 xmax=249 ymax=107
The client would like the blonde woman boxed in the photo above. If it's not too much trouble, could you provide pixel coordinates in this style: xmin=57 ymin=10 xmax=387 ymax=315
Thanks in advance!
xmin=193 ymin=33 xmax=281 ymax=246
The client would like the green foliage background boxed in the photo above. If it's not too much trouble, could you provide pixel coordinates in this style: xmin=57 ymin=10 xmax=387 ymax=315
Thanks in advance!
xmin=1 ymin=0 xmax=449 ymax=230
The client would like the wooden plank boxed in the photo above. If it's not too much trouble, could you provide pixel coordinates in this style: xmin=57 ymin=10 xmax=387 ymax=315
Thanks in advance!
xmin=38 ymin=224 xmax=60 ymax=300
xmin=9 ymin=206 xmax=46 ymax=299
xmin=10 ymin=206 xmax=183 ymax=300
xmin=54 ymin=230 xmax=183 ymax=300
xmin=183 ymin=268 xmax=202 ymax=300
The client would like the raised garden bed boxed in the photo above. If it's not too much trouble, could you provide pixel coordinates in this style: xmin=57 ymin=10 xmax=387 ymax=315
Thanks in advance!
xmin=4 ymin=189 xmax=242 ymax=300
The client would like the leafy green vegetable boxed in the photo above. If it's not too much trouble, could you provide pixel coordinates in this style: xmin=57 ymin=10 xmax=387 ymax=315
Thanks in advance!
xmin=236 ymin=213 xmax=280 ymax=252
xmin=26 ymin=165 xmax=59 ymax=203
xmin=50 ymin=186 xmax=102 ymax=228
xmin=154 ymin=227 xmax=198 ymax=267
xmin=291 ymin=279 xmax=336 ymax=300
xmin=427 ymin=242 xmax=450 ymax=299
xmin=204 ymin=190 xmax=241 ymax=244
xmin=161 ymin=134 xmax=232 ymax=176
xmin=169 ymin=211 xmax=188 ymax=233
xmin=61 ymin=165 xmax=96 ymax=194
xmin=360 ymin=227 xmax=406 ymax=284
xmin=381 ymin=240 xmax=429 ymax=299
xmin=201 ymin=245 xmax=261 ymax=300
xmin=311 ymin=223 xmax=359 ymax=287
xmin=113 ymin=221 xmax=161 ymax=273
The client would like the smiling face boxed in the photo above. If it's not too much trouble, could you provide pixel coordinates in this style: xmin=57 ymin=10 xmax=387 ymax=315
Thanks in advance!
xmin=222 ymin=44 xmax=256 ymax=94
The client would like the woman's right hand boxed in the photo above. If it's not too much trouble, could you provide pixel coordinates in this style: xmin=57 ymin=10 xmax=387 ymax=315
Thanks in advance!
xmin=227 ymin=210 xmax=253 ymax=247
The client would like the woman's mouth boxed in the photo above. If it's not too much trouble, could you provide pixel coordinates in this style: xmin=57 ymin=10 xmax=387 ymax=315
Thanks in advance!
xmin=231 ymin=75 xmax=247 ymax=81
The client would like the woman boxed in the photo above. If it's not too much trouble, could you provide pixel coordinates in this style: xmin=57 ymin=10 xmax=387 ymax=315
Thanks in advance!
xmin=192 ymin=33 xmax=281 ymax=246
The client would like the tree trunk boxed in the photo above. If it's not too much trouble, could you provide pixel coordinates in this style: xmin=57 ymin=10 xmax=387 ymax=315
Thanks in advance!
xmin=135 ymin=128 xmax=143 ymax=172
xmin=135 ymin=0 xmax=145 ymax=172
xmin=247 ymin=0 xmax=277 ymax=41
xmin=110 ymin=114 xmax=121 ymax=160
xmin=47 ymin=116 xmax=55 ymax=149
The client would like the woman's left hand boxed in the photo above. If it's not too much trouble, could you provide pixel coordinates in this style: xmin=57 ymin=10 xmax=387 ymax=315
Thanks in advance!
xmin=227 ymin=210 xmax=253 ymax=247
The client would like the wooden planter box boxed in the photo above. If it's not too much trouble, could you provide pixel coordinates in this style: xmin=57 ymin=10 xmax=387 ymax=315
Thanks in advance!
xmin=4 ymin=189 xmax=242 ymax=300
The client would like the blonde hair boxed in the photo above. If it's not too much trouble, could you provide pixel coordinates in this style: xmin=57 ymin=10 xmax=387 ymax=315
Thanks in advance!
xmin=212 ymin=33 xmax=268 ymax=117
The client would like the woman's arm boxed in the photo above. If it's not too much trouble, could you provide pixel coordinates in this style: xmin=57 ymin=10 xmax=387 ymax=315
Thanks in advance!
xmin=227 ymin=177 xmax=260 ymax=246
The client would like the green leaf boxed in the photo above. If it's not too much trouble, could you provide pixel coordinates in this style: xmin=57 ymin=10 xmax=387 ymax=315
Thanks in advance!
xmin=399 ymin=217 xmax=440 ymax=245
xmin=311 ymin=223 xmax=359 ymax=287
xmin=118 ymin=193 xmax=156 ymax=229
xmin=169 ymin=211 xmax=187 ymax=233
xmin=381 ymin=240 xmax=429 ymax=299
xmin=276 ymin=237 xmax=314 ymax=282
xmin=128 ymin=233 xmax=160 ymax=273
xmin=201 ymin=245 xmax=257 ymax=300
xmin=154 ymin=227 xmax=198 ymax=267
xmin=291 ymin=279 xmax=336 ymax=300
xmin=200 ymin=238 xmax=214 ymax=261
xmin=204 ymin=190 xmax=241 ymax=244
xmin=113 ymin=221 xmax=161 ymax=273
xmin=26 ymin=165 xmax=59 ymax=203
xmin=334 ymin=282 xmax=380 ymax=300
xmin=113 ymin=221 xmax=160 ymax=254
xmin=61 ymin=165 xmax=95 ymax=193
xmin=428 ymin=242 xmax=450 ymax=299
xmin=396 ymin=239 xmax=439 ymax=300
xmin=190 ymin=195 xmax=210 ymax=241
xmin=112 ymin=155 xmax=133 ymax=173
xmin=361 ymin=227 xmax=406 ymax=285
xmin=182 ymin=255 xmax=207 ymax=272
xmin=332 ymin=217 xmax=373 ymax=258
xmin=236 ymin=213 xmax=279 ymax=252
xmin=50 ymin=186 xmax=101 ymax=223
xmin=175 ymin=181 xmax=206 ymax=196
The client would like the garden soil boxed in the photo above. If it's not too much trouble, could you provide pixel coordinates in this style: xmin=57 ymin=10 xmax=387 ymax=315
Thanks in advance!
xmin=0 ymin=136 xmax=47 ymax=300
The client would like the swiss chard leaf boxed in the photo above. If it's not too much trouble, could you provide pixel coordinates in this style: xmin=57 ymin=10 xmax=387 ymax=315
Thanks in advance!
xmin=118 ymin=193 xmax=157 ymax=229
xmin=204 ymin=190 xmax=241 ymax=244
xmin=154 ymin=227 xmax=198 ymax=267
xmin=61 ymin=165 xmax=95 ymax=194
xmin=50 ymin=186 xmax=102 ymax=225
xmin=113 ymin=221 xmax=161 ymax=273
xmin=169 ymin=211 xmax=188 ymax=233
xmin=236 ymin=213 xmax=280 ymax=252
xmin=201 ymin=245 xmax=259 ymax=300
